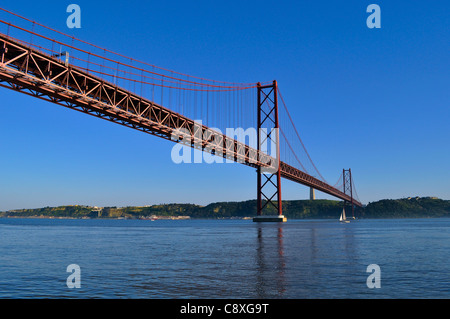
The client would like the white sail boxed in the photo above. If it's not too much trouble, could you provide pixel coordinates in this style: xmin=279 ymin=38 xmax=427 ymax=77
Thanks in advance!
xmin=340 ymin=208 xmax=348 ymax=222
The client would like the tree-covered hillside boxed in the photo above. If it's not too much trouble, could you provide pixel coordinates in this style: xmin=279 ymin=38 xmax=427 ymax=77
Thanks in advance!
xmin=1 ymin=197 xmax=449 ymax=219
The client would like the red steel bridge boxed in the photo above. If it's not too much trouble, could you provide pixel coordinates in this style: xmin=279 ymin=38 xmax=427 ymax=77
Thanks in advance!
xmin=0 ymin=8 xmax=362 ymax=220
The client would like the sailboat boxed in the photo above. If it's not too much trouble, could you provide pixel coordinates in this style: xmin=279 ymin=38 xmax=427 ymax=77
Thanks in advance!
xmin=339 ymin=208 xmax=350 ymax=223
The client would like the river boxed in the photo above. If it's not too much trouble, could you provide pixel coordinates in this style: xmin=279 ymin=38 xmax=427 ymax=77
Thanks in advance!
xmin=0 ymin=218 xmax=448 ymax=298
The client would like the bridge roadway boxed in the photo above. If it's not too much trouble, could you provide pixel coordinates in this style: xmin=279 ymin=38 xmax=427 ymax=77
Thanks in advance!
xmin=0 ymin=33 xmax=362 ymax=207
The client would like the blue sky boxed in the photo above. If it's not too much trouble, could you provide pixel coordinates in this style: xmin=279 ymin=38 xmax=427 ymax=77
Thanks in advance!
xmin=0 ymin=1 xmax=449 ymax=210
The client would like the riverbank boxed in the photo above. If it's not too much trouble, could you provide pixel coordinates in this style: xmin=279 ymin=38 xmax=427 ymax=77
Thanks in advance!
xmin=2 ymin=197 xmax=449 ymax=219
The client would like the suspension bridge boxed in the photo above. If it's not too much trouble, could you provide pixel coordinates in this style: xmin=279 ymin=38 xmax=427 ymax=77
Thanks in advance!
xmin=0 ymin=8 xmax=362 ymax=222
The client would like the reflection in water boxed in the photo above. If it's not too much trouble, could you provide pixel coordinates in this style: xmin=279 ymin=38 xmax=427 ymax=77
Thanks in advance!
xmin=255 ymin=221 xmax=359 ymax=298
xmin=255 ymin=225 xmax=286 ymax=298
xmin=276 ymin=227 xmax=286 ymax=296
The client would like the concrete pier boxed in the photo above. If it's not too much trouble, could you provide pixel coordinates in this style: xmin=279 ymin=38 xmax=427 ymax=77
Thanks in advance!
xmin=310 ymin=187 xmax=315 ymax=200
xmin=253 ymin=215 xmax=287 ymax=222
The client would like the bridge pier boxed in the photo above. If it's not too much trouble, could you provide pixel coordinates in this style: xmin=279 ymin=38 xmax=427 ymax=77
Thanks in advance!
xmin=253 ymin=215 xmax=287 ymax=222
xmin=310 ymin=187 xmax=315 ymax=200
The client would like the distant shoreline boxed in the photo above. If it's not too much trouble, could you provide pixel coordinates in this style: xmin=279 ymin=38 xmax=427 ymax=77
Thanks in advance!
xmin=1 ymin=197 xmax=449 ymax=220
xmin=1 ymin=215 xmax=448 ymax=221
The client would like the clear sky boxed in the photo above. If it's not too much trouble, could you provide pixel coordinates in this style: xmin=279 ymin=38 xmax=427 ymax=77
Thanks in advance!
xmin=0 ymin=1 xmax=448 ymax=210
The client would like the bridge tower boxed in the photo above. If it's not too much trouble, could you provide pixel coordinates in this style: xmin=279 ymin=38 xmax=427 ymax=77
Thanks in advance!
xmin=254 ymin=80 xmax=286 ymax=222
xmin=343 ymin=168 xmax=355 ymax=219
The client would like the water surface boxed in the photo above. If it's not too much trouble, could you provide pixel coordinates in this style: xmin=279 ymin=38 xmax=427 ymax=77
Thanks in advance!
xmin=0 ymin=218 xmax=448 ymax=298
